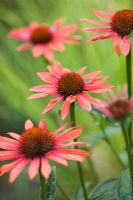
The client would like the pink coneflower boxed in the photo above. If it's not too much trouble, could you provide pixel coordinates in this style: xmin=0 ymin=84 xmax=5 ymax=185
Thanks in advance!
xmin=0 ymin=119 xmax=89 ymax=183
xmin=97 ymin=86 xmax=133 ymax=120
xmin=29 ymin=61 xmax=113 ymax=120
xmin=81 ymin=6 xmax=133 ymax=56
xmin=9 ymin=18 xmax=79 ymax=61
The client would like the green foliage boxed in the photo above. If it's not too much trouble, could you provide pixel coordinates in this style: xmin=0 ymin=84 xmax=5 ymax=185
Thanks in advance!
xmin=46 ymin=167 xmax=56 ymax=200
xmin=128 ymin=32 xmax=133 ymax=39
xmin=89 ymin=170 xmax=132 ymax=200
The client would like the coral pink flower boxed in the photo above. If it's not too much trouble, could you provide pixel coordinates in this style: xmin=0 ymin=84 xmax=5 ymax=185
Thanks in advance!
xmin=0 ymin=119 xmax=89 ymax=183
xmin=81 ymin=6 xmax=133 ymax=56
xmin=29 ymin=61 xmax=113 ymax=120
xmin=97 ymin=86 xmax=133 ymax=120
xmin=9 ymin=18 xmax=79 ymax=61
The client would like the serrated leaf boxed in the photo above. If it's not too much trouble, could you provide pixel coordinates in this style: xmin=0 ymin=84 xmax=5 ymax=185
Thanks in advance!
xmin=46 ymin=167 xmax=56 ymax=200
xmin=128 ymin=31 xmax=133 ymax=39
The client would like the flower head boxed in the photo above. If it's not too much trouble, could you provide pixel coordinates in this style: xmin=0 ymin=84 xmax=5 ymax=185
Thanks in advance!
xmin=0 ymin=119 xmax=89 ymax=183
xmin=29 ymin=61 xmax=113 ymax=120
xmin=81 ymin=6 xmax=133 ymax=56
xmin=97 ymin=86 xmax=133 ymax=120
xmin=9 ymin=18 xmax=79 ymax=61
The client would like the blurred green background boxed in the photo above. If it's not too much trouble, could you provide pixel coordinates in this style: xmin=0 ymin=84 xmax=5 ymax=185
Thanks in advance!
xmin=0 ymin=0 xmax=132 ymax=199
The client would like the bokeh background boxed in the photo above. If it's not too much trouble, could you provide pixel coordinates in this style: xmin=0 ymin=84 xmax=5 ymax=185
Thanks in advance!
xmin=0 ymin=0 xmax=132 ymax=199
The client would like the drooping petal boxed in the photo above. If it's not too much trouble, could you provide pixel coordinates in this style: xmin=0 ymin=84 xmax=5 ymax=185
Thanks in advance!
xmin=17 ymin=44 xmax=31 ymax=51
xmin=81 ymin=18 xmax=110 ymax=25
xmin=76 ymin=93 xmax=91 ymax=111
xmin=28 ymin=157 xmax=40 ymax=180
xmin=58 ymin=24 xmax=78 ymax=35
xmin=0 ymin=140 xmax=19 ymax=151
xmin=9 ymin=158 xmax=29 ymax=183
xmin=0 ymin=158 xmax=24 ymax=175
xmin=58 ymin=141 xmax=89 ymax=147
xmin=87 ymin=33 xmax=113 ymax=43
xmin=43 ymin=46 xmax=54 ymax=61
xmin=47 ymin=154 xmax=68 ymax=166
xmin=41 ymin=157 xmax=51 ymax=179
xmin=113 ymin=34 xmax=121 ymax=56
xmin=32 ymin=45 xmax=44 ymax=57
xmin=25 ymin=119 xmax=34 ymax=130
xmin=121 ymin=36 xmax=131 ymax=56
xmin=28 ymin=92 xmax=49 ymax=100
xmin=82 ymin=27 xmax=111 ymax=33
xmin=78 ymin=93 xmax=104 ymax=107
xmin=0 ymin=151 xmax=20 ymax=161
xmin=94 ymin=9 xmax=112 ymax=20
xmin=61 ymin=95 xmax=75 ymax=120
xmin=42 ymin=96 xmax=63 ymax=114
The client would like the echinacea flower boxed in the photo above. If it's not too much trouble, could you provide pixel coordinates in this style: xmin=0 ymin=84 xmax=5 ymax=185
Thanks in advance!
xmin=9 ymin=18 xmax=79 ymax=61
xmin=29 ymin=61 xmax=113 ymax=120
xmin=0 ymin=119 xmax=89 ymax=183
xmin=81 ymin=6 xmax=133 ymax=56
xmin=97 ymin=86 xmax=133 ymax=120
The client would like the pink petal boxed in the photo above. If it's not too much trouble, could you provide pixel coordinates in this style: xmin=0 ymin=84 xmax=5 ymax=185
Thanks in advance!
xmin=55 ymin=127 xmax=82 ymax=143
xmin=81 ymin=18 xmax=110 ymax=25
xmin=50 ymin=40 xmax=65 ymax=51
xmin=17 ymin=44 xmax=31 ymax=51
xmin=41 ymin=157 xmax=51 ymax=179
xmin=47 ymin=154 xmax=68 ymax=166
xmin=9 ymin=158 xmax=29 ymax=183
xmin=30 ymin=84 xmax=57 ymax=93
xmin=78 ymin=93 xmax=104 ymax=107
xmin=39 ymin=119 xmax=47 ymax=129
xmin=0 ymin=140 xmax=19 ymax=150
xmin=25 ymin=119 xmax=34 ymax=130
xmin=94 ymin=9 xmax=112 ymax=20
xmin=28 ymin=93 xmax=49 ymax=100
xmin=37 ymin=72 xmax=57 ymax=84
xmin=28 ymin=157 xmax=40 ymax=180
xmin=121 ymin=36 xmax=131 ymax=56
xmin=47 ymin=65 xmax=60 ymax=78
xmin=43 ymin=46 xmax=54 ymax=61
xmin=55 ymin=152 xmax=84 ymax=162
xmin=61 ymin=35 xmax=80 ymax=44
xmin=82 ymin=27 xmax=111 ymax=33
xmin=9 ymin=28 xmax=31 ymax=41
xmin=0 ymin=151 xmax=20 ymax=161
xmin=113 ymin=34 xmax=121 ymax=56
xmin=83 ymin=71 xmax=101 ymax=81
xmin=76 ymin=93 xmax=91 ymax=111
xmin=0 ymin=158 xmax=24 ymax=175
xmin=77 ymin=66 xmax=87 ymax=75
xmin=87 ymin=33 xmax=113 ymax=43
xmin=61 ymin=96 xmax=75 ymax=120
xmin=59 ymin=141 xmax=88 ymax=147
xmin=7 ymin=132 xmax=20 ymax=140
xmin=52 ymin=122 xmax=71 ymax=136
xmin=54 ymin=61 xmax=63 ymax=75
xmin=43 ymin=96 xmax=63 ymax=114
xmin=32 ymin=45 xmax=44 ymax=57
xmin=56 ymin=148 xmax=89 ymax=157
xmin=58 ymin=24 xmax=78 ymax=35
xmin=54 ymin=18 xmax=65 ymax=28
xmin=129 ymin=96 xmax=133 ymax=110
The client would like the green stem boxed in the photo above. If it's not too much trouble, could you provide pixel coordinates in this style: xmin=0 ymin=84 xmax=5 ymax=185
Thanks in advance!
xmin=70 ymin=102 xmax=88 ymax=200
xmin=121 ymin=123 xmax=133 ymax=196
xmin=57 ymin=182 xmax=71 ymax=200
xmin=126 ymin=49 xmax=133 ymax=147
xmin=100 ymin=123 xmax=124 ymax=169
xmin=39 ymin=167 xmax=47 ymax=200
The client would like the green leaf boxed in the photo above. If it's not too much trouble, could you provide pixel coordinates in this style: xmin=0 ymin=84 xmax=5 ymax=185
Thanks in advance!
xmin=128 ymin=31 xmax=133 ymax=39
xmin=89 ymin=170 xmax=132 ymax=200
xmin=74 ymin=182 xmax=91 ymax=200
xmin=89 ymin=178 xmax=118 ymax=200
xmin=46 ymin=167 xmax=56 ymax=200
